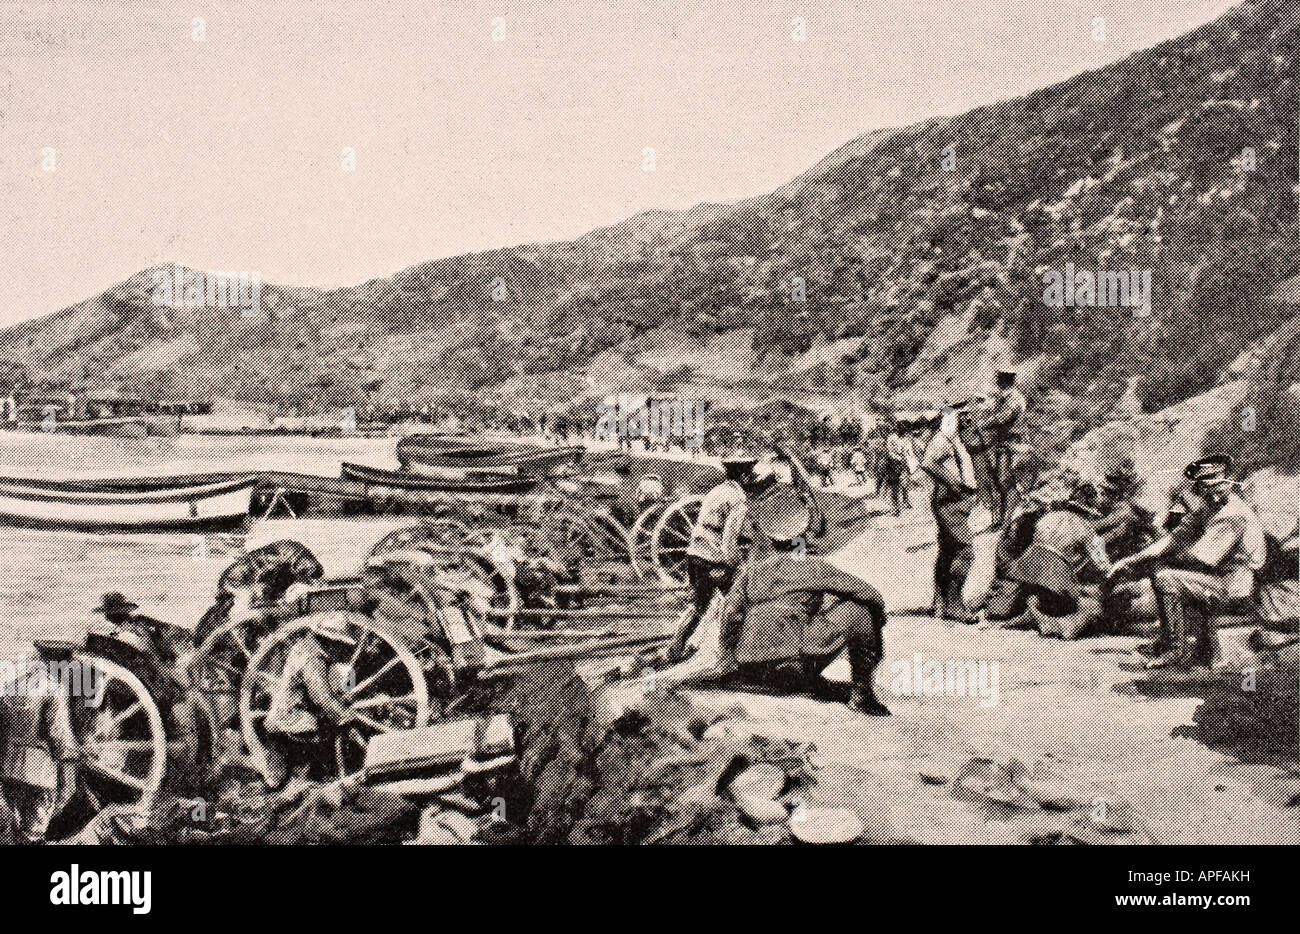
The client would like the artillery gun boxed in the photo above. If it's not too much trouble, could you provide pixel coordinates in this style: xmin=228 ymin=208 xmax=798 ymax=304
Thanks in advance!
xmin=0 ymin=619 xmax=215 ymax=841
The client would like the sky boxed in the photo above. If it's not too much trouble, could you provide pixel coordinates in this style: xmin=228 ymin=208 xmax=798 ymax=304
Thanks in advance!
xmin=0 ymin=0 xmax=1240 ymax=325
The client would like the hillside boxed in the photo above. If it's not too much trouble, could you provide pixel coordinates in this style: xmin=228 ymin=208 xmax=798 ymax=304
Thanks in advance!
xmin=1 ymin=0 xmax=1297 ymax=463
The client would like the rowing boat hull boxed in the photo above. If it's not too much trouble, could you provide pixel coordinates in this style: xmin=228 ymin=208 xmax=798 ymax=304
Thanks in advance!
xmin=0 ymin=477 xmax=257 ymax=531
xmin=340 ymin=462 xmax=538 ymax=493
xmin=396 ymin=437 xmax=586 ymax=471
xmin=0 ymin=472 xmax=252 ymax=494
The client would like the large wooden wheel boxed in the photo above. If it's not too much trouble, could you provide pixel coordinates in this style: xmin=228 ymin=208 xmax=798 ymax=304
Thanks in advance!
xmin=363 ymin=555 xmax=487 ymax=703
xmin=240 ymin=613 xmax=430 ymax=783
xmin=583 ymin=509 xmax=635 ymax=564
xmin=59 ymin=654 xmax=168 ymax=815
xmin=187 ymin=613 xmax=280 ymax=733
xmin=629 ymin=501 xmax=670 ymax=579
xmin=405 ymin=547 xmax=520 ymax=630
xmin=464 ymin=510 xmax=628 ymax=568
xmin=650 ymin=495 xmax=703 ymax=584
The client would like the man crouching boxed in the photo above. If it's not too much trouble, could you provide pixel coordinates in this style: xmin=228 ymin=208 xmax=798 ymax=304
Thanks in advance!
xmin=701 ymin=489 xmax=891 ymax=715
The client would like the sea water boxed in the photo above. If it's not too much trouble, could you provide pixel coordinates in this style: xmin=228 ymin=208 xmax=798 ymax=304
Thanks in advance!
xmin=0 ymin=431 xmax=395 ymax=658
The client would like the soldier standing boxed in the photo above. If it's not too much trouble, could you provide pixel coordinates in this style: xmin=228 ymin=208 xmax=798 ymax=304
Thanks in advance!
xmin=865 ymin=430 xmax=886 ymax=495
xmin=880 ymin=421 xmax=913 ymax=516
xmin=664 ymin=454 xmax=763 ymax=663
xmin=849 ymin=445 xmax=869 ymax=486
xmin=922 ymin=406 xmax=980 ymax=622
xmin=979 ymin=368 xmax=1027 ymax=523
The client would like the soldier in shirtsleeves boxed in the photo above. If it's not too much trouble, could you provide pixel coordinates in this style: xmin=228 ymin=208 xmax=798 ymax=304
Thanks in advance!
xmin=664 ymin=453 xmax=765 ymax=663
xmin=1108 ymin=455 xmax=1267 ymax=670
xmin=262 ymin=613 xmax=361 ymax=787
xmin=921 ymin=405 xmax=981 ymax=622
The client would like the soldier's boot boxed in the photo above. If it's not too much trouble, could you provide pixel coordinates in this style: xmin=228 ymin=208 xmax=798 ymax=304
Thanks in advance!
xmin=846 ymin=648 xmax=890 ymax=716
xmin=1186 ymin=604 xmax=1215 ymax=669
xmin=1136 ymin=585 xmax=1175 ymax=657
xmin=1145 ymin=585 xmax=1195 ymax=670
xmin=849 ymin=681 xmax=890 ymax=716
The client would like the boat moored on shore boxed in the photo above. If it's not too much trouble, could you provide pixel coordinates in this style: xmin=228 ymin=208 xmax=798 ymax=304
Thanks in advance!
xmin=0 ymin=474 xmax=258 ymax=531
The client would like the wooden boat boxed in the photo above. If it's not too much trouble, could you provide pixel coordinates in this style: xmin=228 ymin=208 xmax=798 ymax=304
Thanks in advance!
xmin=340 ymin=463 xmax=539 ymax=493
xmin=0 ymin=472 xmax=252 ymax=494
xmin=250 ymin=472 xmax=574 ymax=517
xmin=406 ymin=462 xmax=524 ymax=476
xmin=396 ymin=436 xmax=586 ymax=472
xmin=0 ymin=475 xmax=258 ymax=531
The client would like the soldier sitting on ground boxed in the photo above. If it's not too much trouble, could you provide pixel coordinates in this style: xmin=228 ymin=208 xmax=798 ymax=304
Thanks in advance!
xmin=1090 ymin=461 xmax=1159 ymax=623
xmin=995 ymin=481 xmax=1113 ymax=639
xmin=1092 ymin=460 xmax=1158 ymax=559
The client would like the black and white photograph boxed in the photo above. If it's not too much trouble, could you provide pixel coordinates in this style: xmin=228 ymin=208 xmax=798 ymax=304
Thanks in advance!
xmin=0 ymin=0 xmax=1294 ymax=902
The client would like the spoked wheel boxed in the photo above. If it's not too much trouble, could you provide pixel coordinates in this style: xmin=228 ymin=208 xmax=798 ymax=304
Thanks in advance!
xmin=630 ymin=501 xmax=670 ymax=579
xmin=408 ymin=547 xmax=520 ymax=630
xmin=650 ymin=495 xmax=703 ymax=584
xmin=240 ymin=613 xmax=430 ymax=784
xmin=60 ymin=654 xmax=168 ymax=816
xmin=364 ymin=560 xmax=483 ymax=715
xmin=188 ymin=614 xmax=279 ymax=732
xmin=536 ymin=510 xmax=614 ymax=567
xmin=584 ymin=510 xmax=635 ymax=564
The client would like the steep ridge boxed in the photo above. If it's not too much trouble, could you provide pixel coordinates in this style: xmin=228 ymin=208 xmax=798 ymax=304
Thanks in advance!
xmin=1 ymin=0 xmax=1295 ymax=465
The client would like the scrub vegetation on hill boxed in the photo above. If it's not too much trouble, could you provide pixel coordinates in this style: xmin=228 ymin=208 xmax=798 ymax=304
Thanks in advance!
xmin=1 ymin=0 xmax=1296 ymax=466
